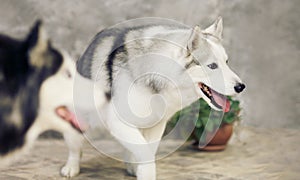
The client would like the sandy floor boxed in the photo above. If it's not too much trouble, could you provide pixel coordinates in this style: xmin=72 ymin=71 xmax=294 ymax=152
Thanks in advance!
xmin=0 ymin=126 xmax=299 ymax=180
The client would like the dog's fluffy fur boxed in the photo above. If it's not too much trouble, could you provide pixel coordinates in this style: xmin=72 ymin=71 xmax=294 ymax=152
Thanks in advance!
xmin=76 ymin=17 xmax=245 ymax=179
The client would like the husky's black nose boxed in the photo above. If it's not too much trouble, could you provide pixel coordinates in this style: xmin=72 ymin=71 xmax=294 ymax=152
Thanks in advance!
xmin=234 ymin=83 xmax=246 ymax=93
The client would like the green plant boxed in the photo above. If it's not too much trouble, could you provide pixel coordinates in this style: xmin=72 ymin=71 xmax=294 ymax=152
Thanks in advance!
xmin=166 ymin=97 xmax=241 ymax=142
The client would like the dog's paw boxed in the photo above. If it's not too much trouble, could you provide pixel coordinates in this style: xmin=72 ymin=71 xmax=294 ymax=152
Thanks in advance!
xmin=126 ymin=162 xmax=137 ymax=177
xmin=60 ymin=164 xmax=80 ymax=178
xmin=136 ymin=163 xmax=156 ymax=180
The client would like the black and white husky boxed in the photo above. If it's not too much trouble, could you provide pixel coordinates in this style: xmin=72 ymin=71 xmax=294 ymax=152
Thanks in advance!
xmin=77 ymin=17 xmax=246 ymax=179
xmin=0 ymin=21 xmax=106 ymax=177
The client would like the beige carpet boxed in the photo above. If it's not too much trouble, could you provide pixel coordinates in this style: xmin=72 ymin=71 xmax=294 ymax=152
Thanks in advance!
xmin=0 ymin=126 xmax=299 ymax=180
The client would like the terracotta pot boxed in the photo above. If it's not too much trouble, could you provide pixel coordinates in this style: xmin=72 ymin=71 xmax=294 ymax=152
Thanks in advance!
xmin=193 ymin=123 xmax=233 ymax=151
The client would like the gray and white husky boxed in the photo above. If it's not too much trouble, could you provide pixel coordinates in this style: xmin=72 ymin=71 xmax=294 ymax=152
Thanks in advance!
xmin=0 ymin=21 xmax=106 ymax=177
xmin=77 ymin=17 xmax=245 ymax=179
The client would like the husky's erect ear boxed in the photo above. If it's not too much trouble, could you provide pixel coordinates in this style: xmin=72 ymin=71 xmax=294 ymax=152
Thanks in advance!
xmin=187 ymin=25 xmax=202 ymax=52
xmin=26 ymin=20 xmax=50 ymax=68
xmin=203 ymin=16 xmax=223 ymax=39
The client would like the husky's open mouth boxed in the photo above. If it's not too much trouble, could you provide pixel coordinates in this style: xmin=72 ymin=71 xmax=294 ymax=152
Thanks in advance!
xmin=198 ymin=83 xmax=230 ymax=112
xmin=55 ymin=106 xmax=88 ymax=132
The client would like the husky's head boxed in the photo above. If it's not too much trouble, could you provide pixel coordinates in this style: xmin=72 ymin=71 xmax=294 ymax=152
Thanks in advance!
xmin=0 ymin=21 xmax=104 ymax=157
xmin=185 ymin=17 xmax=245 ymax=112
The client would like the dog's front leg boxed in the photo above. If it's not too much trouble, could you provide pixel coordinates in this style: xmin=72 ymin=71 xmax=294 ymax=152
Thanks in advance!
xmin=124 ymin=145 xmax=156 ymax=180
xmin=61 ymin=130 xmax=83 ymax=178
xmin=107 ymin=105 xmax=156 ymax=180
xmin=125 ymin=153 xmax=156 ymax=180
xmin=136 ymin=162 xmax=156 ymax=180
xmin=125 ymin=119 xmax=167 ymax=178
xmin=128 ymin=120 xmax=167 ymax=180
xmin=124 ymin=150 xmax=137 ymax=176
xmin=124 ymin=151 xmax=156 ymax=180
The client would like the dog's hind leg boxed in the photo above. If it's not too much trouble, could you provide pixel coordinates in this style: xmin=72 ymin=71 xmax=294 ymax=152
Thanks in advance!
xmin=61 ymin=130 xmax=83 ymax=178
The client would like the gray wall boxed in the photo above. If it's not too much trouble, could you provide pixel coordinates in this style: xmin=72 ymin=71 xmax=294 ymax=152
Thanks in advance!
xmin=0 ymin=0 xmax=299 ymax=128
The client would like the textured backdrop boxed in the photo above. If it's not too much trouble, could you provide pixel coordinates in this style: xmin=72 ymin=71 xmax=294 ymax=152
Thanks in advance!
xmin=0 ymin=0 xmax=299 ymax=128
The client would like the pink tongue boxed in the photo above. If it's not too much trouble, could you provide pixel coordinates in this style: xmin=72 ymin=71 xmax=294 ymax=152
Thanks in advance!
xmin=56 ymin=107 xmax=89 ymax=131
xmin=211 ymin=90 xmax=230 ymax=112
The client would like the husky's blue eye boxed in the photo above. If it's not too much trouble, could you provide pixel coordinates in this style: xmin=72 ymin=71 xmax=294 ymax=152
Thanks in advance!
xmin=207 ymin=63 xmax=218 ymax=69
